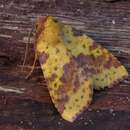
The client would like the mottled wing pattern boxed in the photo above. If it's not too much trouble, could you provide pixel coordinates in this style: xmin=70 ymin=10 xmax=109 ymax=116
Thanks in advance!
xmin=59 ymin=22 xmax=128 ymax=90
xmin=36 ymin=16 xmax=93 ymax=122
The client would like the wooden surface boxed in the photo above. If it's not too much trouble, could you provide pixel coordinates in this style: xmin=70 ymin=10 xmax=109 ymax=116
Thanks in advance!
xmin=0 ymin=0 xmax=130 ymax=130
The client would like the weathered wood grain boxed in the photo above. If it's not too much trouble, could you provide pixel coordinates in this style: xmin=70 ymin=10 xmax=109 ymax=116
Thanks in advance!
xmin=0 ymin=0 xmax=130 ymax=130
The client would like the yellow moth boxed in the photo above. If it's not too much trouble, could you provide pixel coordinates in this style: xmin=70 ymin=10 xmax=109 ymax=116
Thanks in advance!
xmin=35 ymin=16 xmax=93 ymax=122
xmin=34 ymin=16 xmax=128 ymax=122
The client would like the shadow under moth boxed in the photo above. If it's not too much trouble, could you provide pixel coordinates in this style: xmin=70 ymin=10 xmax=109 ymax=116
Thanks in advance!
xmin=33 ymin=16 xmax=128 ymax=122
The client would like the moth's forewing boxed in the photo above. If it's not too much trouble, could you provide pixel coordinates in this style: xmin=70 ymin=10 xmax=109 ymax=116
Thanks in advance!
xmin=36 ymin=16 xmax=93 ymax=122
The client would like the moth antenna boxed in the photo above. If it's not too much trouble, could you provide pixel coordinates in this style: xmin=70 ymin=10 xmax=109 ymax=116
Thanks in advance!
xmin=22 ymin=24 xmax=38 ymax=79
xmin=22 ymin=27 xmax=33 ymax=71
xmin=25 ymin=23 xmax=38 ymax=79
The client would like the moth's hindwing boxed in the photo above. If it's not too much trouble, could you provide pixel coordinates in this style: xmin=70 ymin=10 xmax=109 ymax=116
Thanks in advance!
xmin=36 ymin=16 xmax=93 ymax=122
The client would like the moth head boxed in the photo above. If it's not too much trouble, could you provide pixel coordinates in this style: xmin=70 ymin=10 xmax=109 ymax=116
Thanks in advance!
xmin=36 ymin=16 xmax=58 ymax=29
xmin=36 ymin=16 xmax=61 ymax=45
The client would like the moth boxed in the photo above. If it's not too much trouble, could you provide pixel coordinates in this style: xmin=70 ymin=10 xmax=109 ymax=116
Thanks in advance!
xmin=35 ymin=16 xmax=93 ymax=122
xmin=34 ymin=16 xmax=128 ymax=122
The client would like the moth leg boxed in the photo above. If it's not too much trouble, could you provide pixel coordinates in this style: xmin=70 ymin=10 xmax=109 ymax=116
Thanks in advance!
xmin=25 ymin=53 xmax=37 ymax=79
